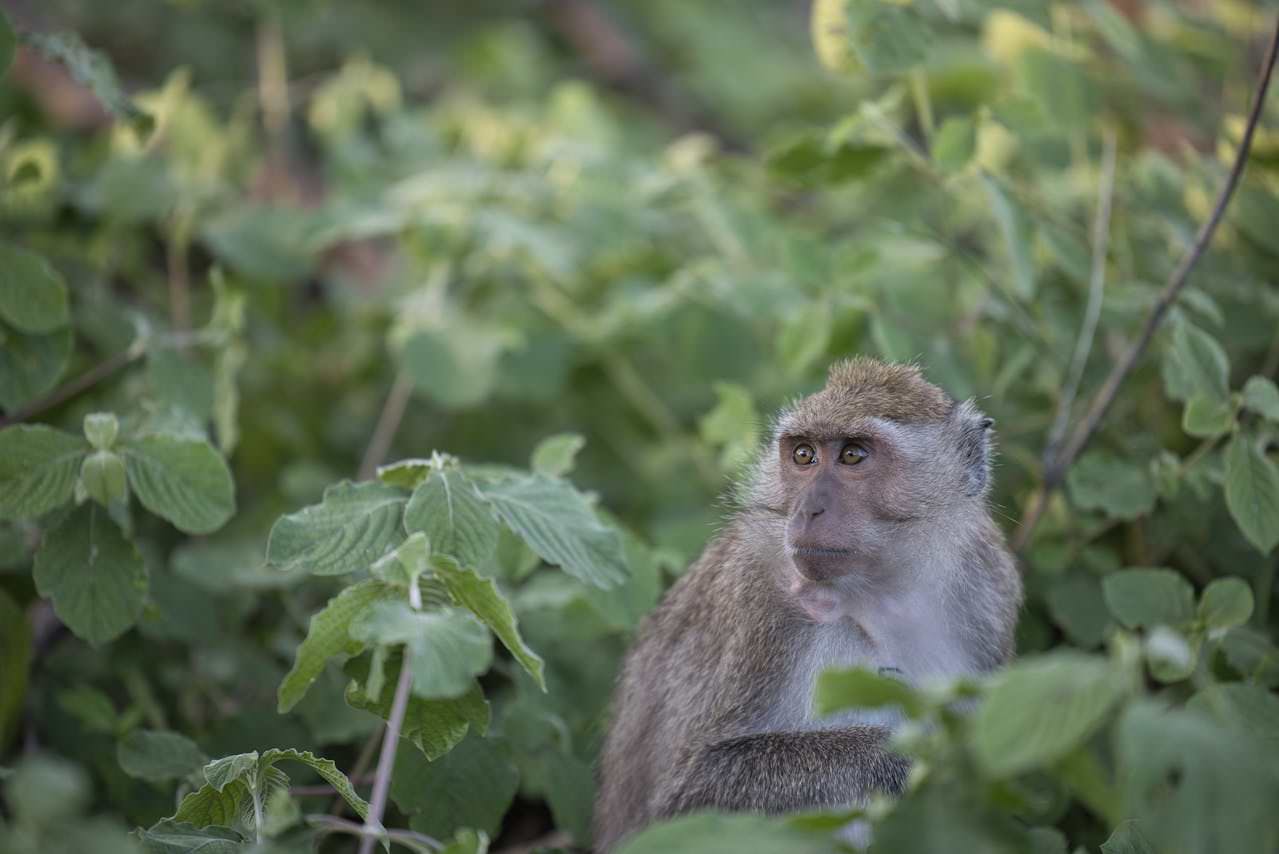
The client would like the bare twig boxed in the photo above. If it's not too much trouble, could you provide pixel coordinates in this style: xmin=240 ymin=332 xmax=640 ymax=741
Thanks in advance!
xmin=358 ymin=370 xmax=414 ymax=481
xmin=330 ymin=728 xmax=383 ymax=816
xmin=1044 ymin=128 xmax=1119 ymax=463
xmin=309 ymin=814 xmax=443 ymax=852
xmin=1013 ymin=16 xmax=1279 ymax=552
xmin=357 ymin=579 xmax=422 ymax=854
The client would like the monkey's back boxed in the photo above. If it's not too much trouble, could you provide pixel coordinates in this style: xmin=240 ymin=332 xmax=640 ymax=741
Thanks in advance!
xmin=594 ymin=523 xmax=796 ymax=850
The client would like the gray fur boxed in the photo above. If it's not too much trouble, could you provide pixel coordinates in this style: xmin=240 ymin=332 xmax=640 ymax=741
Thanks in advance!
xmin=594 ymin=360 xmax=1022 ymax=852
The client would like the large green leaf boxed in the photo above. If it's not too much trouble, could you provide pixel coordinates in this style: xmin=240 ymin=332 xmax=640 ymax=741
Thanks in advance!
xmin=0 ymin=425 xmax=87 ymax=519
xmin=403 ymin=469 xmax=498 ymax=569
xmin=32 ymin=504 xmax=146 ymax=646
xmin=136 ymin=819 xmax=244 ymax=854
xmin=402 ymin=325 xmax=505 ymax=410
xmin=392 ymin=734 xmax=519 ymax=841
xmin=1115 ymin=701 xmax=1279 ymax=854
xmin=277 ymin=579 xmax=399 ymax=712
xmin=117 ymin=730 xmax=208 ymax=783
xmin=1242 ymin=375 xmax=1279 ymax=422
xmin=1197 ymin=577 xmax=1254 ymax=633
xmin=433 ymin=556 xmax=545 ymax=689
xmin=1101 ymin=568 xmax=1195 ymax=629
xmin=972 ymin=652 xmax=1129 ymax=777
xmin=1223 ymin=434 xmax=1279 ymax=554
xmin=1017 ymin=48 xmax=1097 ymax=130
xmin=266 ymin=480 xmax=406 ymax=575
xmin=0 ymin=243 xmax=71 ymax=333
xmin=259 ymin=748 xmax=369 ymax=819
xmin=1187 ymin=683 xmax=1279 ymax=749
xmin=814 ymin=666 xmax=925 ymax=718
xmin=1163 ymin=320 xmax=1229 ymax=404
xmin=1067 ymin=451 xmax=1156 ymax=520
xmin=121 ymin=435 xmax=235 ymax=534
xmin=345 ymin=653 xmax=490 ymax=760
xmin=0 ymin=325 xmax=73 ymax=411
xmin=479 ymin=473 xmax=627 ymax=589
xmin=350 ymin=601 xmax=492 ymax=700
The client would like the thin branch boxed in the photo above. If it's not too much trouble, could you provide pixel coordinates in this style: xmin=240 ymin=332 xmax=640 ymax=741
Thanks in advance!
xmin=330 ymin=728 xmax=383 ymax=816
xmin=1013 ymin=16 xmax=1279 ymax=552
xmin=357 ymin=579 xmax=421 ymax=854
xmin=308 ymin=814 xmax=443 ymax=853
xmin=0 ymin=337 xmax=146 ymax=428
xmin=166 ymin=211 xmax=193 ymax=332
xmin=358 ymin=370 xmax=414 ymax=481
xmin=1044 ymin=128 xmax=1119 ymax=463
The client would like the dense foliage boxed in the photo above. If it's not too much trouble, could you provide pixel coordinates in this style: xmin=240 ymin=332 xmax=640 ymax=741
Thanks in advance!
xmin=2 ymin=1 xmax=1279 ymax=852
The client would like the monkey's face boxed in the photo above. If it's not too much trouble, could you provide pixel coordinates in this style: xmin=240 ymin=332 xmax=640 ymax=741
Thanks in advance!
xmin=776 ymin=423 xmax=944 ymax=584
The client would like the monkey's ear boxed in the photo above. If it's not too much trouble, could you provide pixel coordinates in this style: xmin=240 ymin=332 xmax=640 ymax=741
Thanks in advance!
xmin=952 ymin=400 xmax=993 ymax=497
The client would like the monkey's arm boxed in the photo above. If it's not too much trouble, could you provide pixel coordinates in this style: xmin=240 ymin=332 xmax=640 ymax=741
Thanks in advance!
xmin=658 ymin=727 xmax=909 ymax=818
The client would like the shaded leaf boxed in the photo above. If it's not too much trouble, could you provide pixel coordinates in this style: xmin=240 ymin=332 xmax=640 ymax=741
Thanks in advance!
xmin=118 ymin=730 xmax=208 ymax=783
xmin=267 ymin=480 xmax=405 ymax=575
xmin=0 ymin=424 xmax=87 ymax=519
xmin=0 ymin=325 xmax=73 ymax=410
xmin=1223 ymin=434 xmax=1279 ymax=554
xmin=1068 ymin=452 xmax=1157 ymax=521
xmin=33 ymin=504 xmax=145 ymax=646
xmin=433 ymin=556 xmax=545 ymax=689
xmin=1102 ymin=568 xmax=1195 ymax=629
xmin=350 ymin=601 xmax=493 ymax=699
xmin=1197 ymin=577 xmax=1253 ymax=633
xmin=1242 ymin=375 xmax=1279 ymax=421
xmin=394 ymin=734 xmax=519 ymax=841
xmin=0 ymin=242 xmax=70 ymax=333
xmin=121 ymin=435 xmax=235 ymax=534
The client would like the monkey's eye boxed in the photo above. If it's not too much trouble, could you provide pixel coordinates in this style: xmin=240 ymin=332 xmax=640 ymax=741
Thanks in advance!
xmin=839 ymin=443 xmax=868 ymax=465
xmin=792 ymin=444 xmax=816 ymax=466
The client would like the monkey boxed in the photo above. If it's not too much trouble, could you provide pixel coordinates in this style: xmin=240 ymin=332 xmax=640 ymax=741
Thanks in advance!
xmin=593 ymin=358 xmax=1023 ymax=851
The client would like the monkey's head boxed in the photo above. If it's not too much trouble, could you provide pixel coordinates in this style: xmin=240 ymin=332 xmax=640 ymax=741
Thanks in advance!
xmin=751 ymin=358 xmax=995 ymax=589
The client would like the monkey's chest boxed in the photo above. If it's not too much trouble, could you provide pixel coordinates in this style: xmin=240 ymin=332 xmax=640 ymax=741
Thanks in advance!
xmin=766 ymin=617 xmax=970 ymax=732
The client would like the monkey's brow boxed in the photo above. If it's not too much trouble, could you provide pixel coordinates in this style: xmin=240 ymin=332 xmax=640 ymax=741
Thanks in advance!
xmin=779 ymin=425 xmax=861 ymax=442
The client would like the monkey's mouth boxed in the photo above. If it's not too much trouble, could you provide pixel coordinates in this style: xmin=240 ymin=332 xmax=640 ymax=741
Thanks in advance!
xmin=787 ymin=544 xmax=857 ymax=582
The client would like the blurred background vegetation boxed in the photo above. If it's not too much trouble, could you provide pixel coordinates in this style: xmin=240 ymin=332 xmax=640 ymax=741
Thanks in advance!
xmin=2 ymin=0 xmax=1279 ymax=852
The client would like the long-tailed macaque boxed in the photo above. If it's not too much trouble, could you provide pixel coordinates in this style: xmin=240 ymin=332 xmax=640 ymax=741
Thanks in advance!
xmin=595 ymin=358 xmax=1023 ymax=851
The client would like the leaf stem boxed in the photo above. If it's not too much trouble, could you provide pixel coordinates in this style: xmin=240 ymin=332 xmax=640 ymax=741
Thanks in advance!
xmin=1013 ymin=16 xmax=1279 ymax=553
xmin=357 ymin=577 xmax=420 ymax=854
xmin=359 ymin=370 xmax=414 ymax=481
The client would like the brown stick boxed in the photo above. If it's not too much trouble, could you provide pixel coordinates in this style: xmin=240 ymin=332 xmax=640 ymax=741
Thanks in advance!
xmin=357 ymin=370 xmax=414 ymax=481
xmin=0 ymin=339 xmax=146 ymax=428
xmin=1012 ymin=16 xmax=1279 ymax=552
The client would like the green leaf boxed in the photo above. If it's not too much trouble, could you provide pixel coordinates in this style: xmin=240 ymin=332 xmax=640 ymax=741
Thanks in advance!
xmin=1101 ymin=820 xmax=1157 ymax=854
xmin=433 ymin=556 xmax=545 ymax=689
xmin=777 ymin=301 xmax=832 ymax=377
xmin=403 ymin=469 xmax=498 ymax=569
xmin=0 ymin=325 xmax=73 ymax=410
xmin=972 ymin=652 xmax=1129 ymax=777
xmin=1187 ymin=683 xmax=1279 ymax=749
xmin=202 ymin=205 xmax=316 ymax=281
xmin=1101 ymin=568 xmax=1195 ymax=629
xmin=33 ymin=504 xmax=146 ymax=646
xmin=202 ymin=753 xmax=258 ymax=792
xmin=1182 ymin=395 xmax=1235 ymax=438
xmin=117 ymin=730 xmax=208 ymax=783
xmin=1047 ymin=573 xmax=1111 ymax=648
xmin=345 ymin=653 xmax=490 ymax=760
xmin=79 ymin=450 xmax=129 ymax=507
xmin=83 ymin=412 xmax=119 ymax=451
xmin=616 ymin=812 xmax=834 ymax=854
xmin=1223 ymin=434 xmax=1279 ymax=554
xmin=1163 ymin=320 xmax=1229 ymax=404
xmin=377 ymin=458 xmax=433 ymax=489
xmin=982 ymin=176 xmax=1036 ymax=299
xmin=0 ymin=243 xmax=71 ymax=333
xmin=1242 ymin=375 xmax=1279 ymax=421
xmin=0 ymin=424 xmax=87 ymax=519
xmin=479 ymin=472 xmax=627 ymax=589
xmin=846 ymin=0 xmax=932 ymax=75
xmin=1068 ymin=452 xmax=1157 ymax=520
xmin=172 ymin=779 xmax=247 ymax=829
xmin=0 ymin=7 xmax=14 ymax=79
xmin=148 ymin=349 xmax=215 ymax=422
xmin=259 ymin=748 xmax=369 ymax=819
xmin=393 ymin=734 xmax=519 ymax=841
xmin=137 ymin=819 xmax=244 ymax=854
xmin=1220 ymin=627 xmax=1279 ymax=687
xmin=698 ymin=382 xmax=760 ymax=471
xmin=933 ymin=116 xmax=977 ymax=173
xmin=267 ymin=480 xmax=406 ymax=575
xmin=0 ymin=589 xmax=30 ymax=746
xmin=1197 ymin=577 xmax=1253 ymax=632
xmin=350 ymin=601 xmax=493 ymax=699
xmin=402 ymin=326 xmax=505 ymax=410
xmin=531 ymin=433 xmax=586 ymax=478
xmin=1017 ymin=48 xmax=1097 ymax=130
xmin=121 ymin=435 xmax=235 ymax=534
xmin=1115 ymin=701 xmax=1279 ymax=854
xmin=277 ymin=579 xmax=399 ymax=712
xmin=814 ymin=666 xmax=925 ymax=718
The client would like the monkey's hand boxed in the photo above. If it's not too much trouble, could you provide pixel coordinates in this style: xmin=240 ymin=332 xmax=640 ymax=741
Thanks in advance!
xmin=656 ymin=726 xmax=909 ymax=819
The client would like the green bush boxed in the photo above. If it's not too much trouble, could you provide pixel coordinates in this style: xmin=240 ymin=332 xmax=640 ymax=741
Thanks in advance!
xmin=2 ymin=2 xmax=1278 ymax=852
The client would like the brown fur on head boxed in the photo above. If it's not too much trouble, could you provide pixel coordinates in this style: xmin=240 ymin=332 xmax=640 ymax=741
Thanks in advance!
xmin=790 ymin=358 xmax=953 ymax=433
